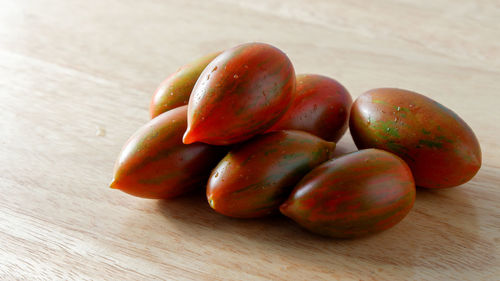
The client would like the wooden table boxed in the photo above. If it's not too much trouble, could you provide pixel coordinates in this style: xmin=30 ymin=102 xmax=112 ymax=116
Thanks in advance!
xmin=1 ymin=1 xmax=499 ymax=280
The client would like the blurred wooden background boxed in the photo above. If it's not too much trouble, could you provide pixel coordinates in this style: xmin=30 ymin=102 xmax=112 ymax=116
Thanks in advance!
xmin=1 ymin=0 xmax=499 ymax=280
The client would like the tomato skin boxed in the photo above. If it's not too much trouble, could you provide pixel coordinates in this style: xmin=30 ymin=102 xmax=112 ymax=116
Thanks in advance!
xmin=268 ymin=74 xmax=352 ymax=142
xmin=280 ymin=149 xmax=415 ymax=238
xmin=149 ymin=52 xmax=221 ymax=119
xmin=183 ymin=42 xmax=295 ymax=145
xmin=349 ymin=88 xmax=481 ymax=188
xmin=111 ymin=106 xmax=226 ymax=199
xmin=206 ymin=130 xmax=336 ymax=218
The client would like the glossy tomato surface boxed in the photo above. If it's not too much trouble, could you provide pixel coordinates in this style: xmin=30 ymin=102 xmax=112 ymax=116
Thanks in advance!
xmin=110 ymin=106 xmax=226 ymax=199
xmin=280 ymin=149 xmax=415 ymax=238
xmin=149 ymin=51 xmax=221 ymax=118
xmin=349 ymin=88 xmax=481 ymax=188
xmin=207 ymin=130 xmax=336 ymax=218
xmin=268 ymin=74 xmax=352 ymax=142
xmin=183 ymin=42 xmax=295 ymax=145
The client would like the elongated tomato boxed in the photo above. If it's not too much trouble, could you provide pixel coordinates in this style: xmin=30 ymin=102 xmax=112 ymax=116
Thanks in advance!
xmin=207 ymin=130 xmax=336 ymax=218
xmin=268 ymin=74 xmax=352 ymax=142
xmin=149 ymin=52 xmax=221 ymax=118
xmin=183 ymin=42 xmax=295 ymax=145
xmin=349 ymin=88 xmax=481 ymax=188
xmin=280 ymin=149 xmax=416 ymax=238
xmin=110 ymin=106 xmax=226 ymax=199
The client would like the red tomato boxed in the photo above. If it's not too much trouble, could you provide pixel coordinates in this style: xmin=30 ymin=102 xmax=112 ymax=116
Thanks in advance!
xmin=268 ymin=74 xmax=352 ymax=142
xmin=183 ymin=42 xmax=295 ymax=145
xmin=350 ymin=88 xmax=481 ymax=188
xmin=281 ymin=149 xmax=416 ymax=238
xmin=110 ymin=106 xmax=226 ymax=199
xmin=207 ymin=130 xmax=335 ymax=218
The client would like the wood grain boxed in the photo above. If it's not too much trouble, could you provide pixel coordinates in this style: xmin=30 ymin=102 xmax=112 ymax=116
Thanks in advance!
xmin=1 ymin=0 xmax=499 ymax=280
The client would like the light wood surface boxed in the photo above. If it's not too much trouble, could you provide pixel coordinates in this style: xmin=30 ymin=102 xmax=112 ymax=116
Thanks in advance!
xmin=1 ymin=1 xmax=499 ymax=280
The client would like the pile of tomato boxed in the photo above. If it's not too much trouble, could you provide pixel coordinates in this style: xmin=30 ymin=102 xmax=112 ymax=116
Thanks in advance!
xmin=110 ymin=42 xmax=481 ymax=238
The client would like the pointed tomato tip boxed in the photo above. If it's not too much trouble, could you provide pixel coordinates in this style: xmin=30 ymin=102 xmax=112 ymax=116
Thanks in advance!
xmin=279 ymin=202 xmax=290 ymax=216
xmin=182 ymin=129 xmax=197 ymax=144
xmin=208 ymin=196 xmax=215 ymax=210
xmin=109 ymin=179 xmax=120 ymax=189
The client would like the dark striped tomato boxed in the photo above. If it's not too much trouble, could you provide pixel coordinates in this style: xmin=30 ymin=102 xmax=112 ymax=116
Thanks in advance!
xmin=349 ymin=88 xmax=481 ymax=188
xmin=183 ymin=42 xmax=295 ymax=145
xmin=149 ymin=51 xmax=221 ymax=118
xmin=280 ymin=149 xmax=415 ymax=238
xmin=207 ymin=130 xmax=336 ymax=218
xmin=110 ymin=106 xmax=226 ymax=199
xmin=267 ymin=74 xmax=352 ymax=142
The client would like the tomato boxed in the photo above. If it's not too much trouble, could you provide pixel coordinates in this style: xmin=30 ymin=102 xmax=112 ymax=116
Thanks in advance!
xmin=349 ymin=88 xmax=481 ymax=188
xmin=207 ymin=130 xmax=335 ymax=218
xmin=110 ymin=106 xmax=226 ymax=199
xmin=183 ymin=42 xmax=295 ymax=145
xmin=149 ymin=52 xmax=221 ymax=118
xmin=280 ymin=149 xmax=415 ymax=238
xmin=268 ymin=74 xmax=352 ymax=142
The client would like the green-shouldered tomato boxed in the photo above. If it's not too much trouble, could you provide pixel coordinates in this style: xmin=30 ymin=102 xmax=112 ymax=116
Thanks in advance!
xmin=207 ymin=130 xmax=335 ymax=218
xmin=280 ymin=149 xmax=415 ymax=238
xmin=267 ymin=74 xmax=352 ymax=142
xmin=183 ymin=42 xmax=295 ymax=145
xmin=349 ymin=88 xmax=481 ymax=188
xmin=110 ymin=106 xmax=226 ymax=199
xmin=149 ymin=51 xmax=221 ymax=118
